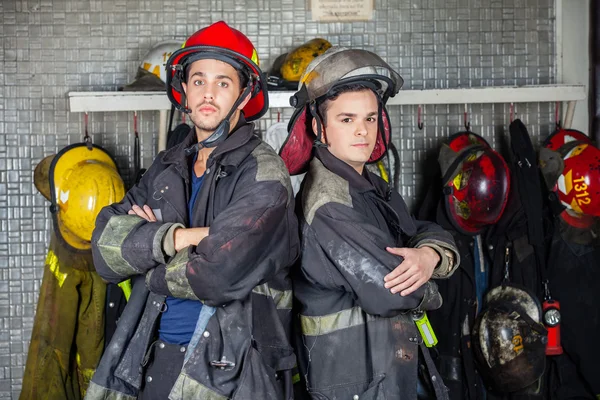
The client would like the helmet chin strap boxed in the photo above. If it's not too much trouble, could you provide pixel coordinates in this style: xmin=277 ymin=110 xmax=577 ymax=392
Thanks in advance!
xmin=377 ymin=100 xmax=394 ymax=200
xmin=308 ymin=101 xmax=328 ymax=148
xmin=185 ymin=81 xmax=253 ymax=156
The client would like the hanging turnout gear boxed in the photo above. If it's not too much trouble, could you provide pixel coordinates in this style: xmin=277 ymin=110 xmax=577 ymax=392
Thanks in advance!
xmin=44 ymin=143 xmax=125 ymax=252
xmin=510 ymin=119 xmax=564 ymax=360
xmin=122 ymin=40 xmax=182 ymax=91
xmin=21 ymin=147 xmax=125 ymax=399
xmin=21 ymin=233 xmax=108 ymax=400
xmin=417 ymin=144 xmax=489 ymax=400
xmin=474 ymin=238 xmax=547 ymax=393
xmin=541 ymin=128 xmax=600 ymax=398
xmin=438 ymin=131 xmax=511 ymax=235
xmin=279 ymin=46 xmax=403 ymax=177
xmin=165 ymin=21 xmax=268 ymax=154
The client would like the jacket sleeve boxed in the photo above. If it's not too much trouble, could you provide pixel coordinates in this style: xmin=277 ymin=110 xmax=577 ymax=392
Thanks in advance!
xmin=408 ymin=218 xmax=460 ymax=279
xmin=390 ymin=189 xmax=460 ymax=279
xmin=302 ymin=202 xmax=442 ymax=318
xmin=91 ymin=162 xmax=182 ymax=284
xmin=146 ymin=178 xmax=299 ymax=307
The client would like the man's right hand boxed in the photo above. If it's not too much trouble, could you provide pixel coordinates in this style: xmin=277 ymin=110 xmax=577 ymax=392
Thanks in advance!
xmin=174 ymin=227 xmax=209 ymax=252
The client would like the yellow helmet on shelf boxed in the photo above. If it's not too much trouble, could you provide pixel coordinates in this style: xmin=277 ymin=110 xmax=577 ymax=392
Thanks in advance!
xmin=280 ymin=38 xmax=332 ymax=82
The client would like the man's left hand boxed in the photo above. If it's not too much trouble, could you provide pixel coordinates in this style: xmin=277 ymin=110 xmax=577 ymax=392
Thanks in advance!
xmin=128 ymin=204 xmax=157 ymax=222
xmin=383 ymin=246 xmax=440 ymax=296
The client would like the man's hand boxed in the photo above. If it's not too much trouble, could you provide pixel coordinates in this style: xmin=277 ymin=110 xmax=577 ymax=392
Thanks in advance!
xmin=174 ymin=227 xmax=209 ymax=252
xmin=128 ymin=204 xmax=209 ymax=252
xmin=383 ymin=246 xmax=440 ymax=296
xmin=128 ymin=204 xmax=157 ymax=222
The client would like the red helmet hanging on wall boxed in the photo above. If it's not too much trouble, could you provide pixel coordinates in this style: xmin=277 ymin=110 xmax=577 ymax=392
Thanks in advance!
xmin=439 ymin=132 xmax=511 ymax=235
xmin=543 ymin=128 xmax=600 ymax=221
xmin=165 ymin=21 xmax=268 ymax=122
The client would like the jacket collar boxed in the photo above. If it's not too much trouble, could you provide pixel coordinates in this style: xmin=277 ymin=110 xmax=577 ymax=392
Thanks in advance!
xmin=315 ymin=147 xmax=381 ymax=195
xmin=161 ymin=115 xmax=256 ymax=169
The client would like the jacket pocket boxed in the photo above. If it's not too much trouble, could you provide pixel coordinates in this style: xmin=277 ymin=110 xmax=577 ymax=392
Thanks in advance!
xmin=231 ymin=346 xmax=285 ymax=400
xmin=311 ymin=374 xmax=387 ymax=400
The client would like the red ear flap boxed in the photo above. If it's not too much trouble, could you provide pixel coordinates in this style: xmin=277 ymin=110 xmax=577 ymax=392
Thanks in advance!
xmin=279 ymin=107 xmax=317 ymax=176
xmin=368 ymin=107 xmax=391 ymax=163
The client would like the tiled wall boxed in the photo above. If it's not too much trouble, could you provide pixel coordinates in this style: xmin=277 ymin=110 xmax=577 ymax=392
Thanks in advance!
xmin=0 ymin=0 xmax=556 ymax=396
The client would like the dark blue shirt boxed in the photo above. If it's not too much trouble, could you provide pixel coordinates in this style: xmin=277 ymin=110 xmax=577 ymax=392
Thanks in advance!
xmin=158 ymin=163 xmax=205 ymax=345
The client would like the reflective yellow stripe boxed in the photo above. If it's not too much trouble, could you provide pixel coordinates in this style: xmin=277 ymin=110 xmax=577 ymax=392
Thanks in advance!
xmin=96 ymin=215 xmax=143 ymax=277
xmin=85 ymin=381 xmax=136 ymax=400
xmin=170 ymin=372 xmax=228 ymax=400
xmin=165 ymin=251 xmax=199 ymax=301
xmin=251 ymin=48 xmax=259 ymax=65
xmin=118 ymin=280 xmax=132 ymax=301
xmin=76 ymin=353 xmax=95 ymax=381
xmin=252 ymin=283 xmax=293 ymax=310
xmin=46 ymin=250 xmax=68 ymax=287
xmin=300 ymin=307 xmax=377 ymax=337
xmin=377 ymin=160 xmax=389 ymax=183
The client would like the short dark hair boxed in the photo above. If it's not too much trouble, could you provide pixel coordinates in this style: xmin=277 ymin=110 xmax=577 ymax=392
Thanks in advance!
xmin=317 ymin=83 xmax=375 ymax=125
xmin=236 ymin=69 xmax=250 ymax=90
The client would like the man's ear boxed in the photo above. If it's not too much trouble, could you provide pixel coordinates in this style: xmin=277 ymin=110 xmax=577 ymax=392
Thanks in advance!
xmin=237 ymin=88 xmax=252 ymax=111
xmin=182 ymin=81 xmax=187 ymax=95
xmin=312 ymin=117 xmax=327 ymax=144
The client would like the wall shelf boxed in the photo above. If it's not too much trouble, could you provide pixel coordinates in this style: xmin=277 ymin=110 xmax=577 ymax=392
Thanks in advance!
xmin=68 ymin=84 xmax=587 ymax=151
xmin=269 ymin=84 xmax=586 ymax=107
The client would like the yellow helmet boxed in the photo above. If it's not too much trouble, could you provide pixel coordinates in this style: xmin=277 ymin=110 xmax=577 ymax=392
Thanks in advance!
xmin=280 ymin=38 xmax=332 ymax=82
xmin=40 ymin=144 xmax=125 ymax=251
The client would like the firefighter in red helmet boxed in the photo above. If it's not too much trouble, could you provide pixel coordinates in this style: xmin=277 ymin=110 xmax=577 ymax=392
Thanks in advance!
xmin=87 ymin=21 xmax=299 ymax=399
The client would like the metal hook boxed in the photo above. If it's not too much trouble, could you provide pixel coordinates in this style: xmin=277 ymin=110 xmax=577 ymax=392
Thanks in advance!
xmin=133 ymin=111 xmax=139 ymax=138
xmin=417 ymin=105 xmax=424 ymax=130
xmin=463 ymin=104 xmax=471 ymax=131
xmin=555 ymin=102 xmax=561 ymax=129
xmin=84 ymin=112 xmax=92 ymax=149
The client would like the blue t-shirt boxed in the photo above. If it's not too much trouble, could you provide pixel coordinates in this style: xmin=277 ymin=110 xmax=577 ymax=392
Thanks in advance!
xmin=158 ymin=165 xmax=205 ymax=345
